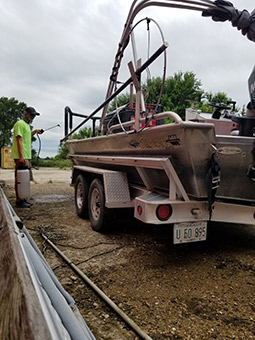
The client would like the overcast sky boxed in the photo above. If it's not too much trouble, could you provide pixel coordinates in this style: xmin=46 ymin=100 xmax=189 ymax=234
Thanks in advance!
xmin=1 ymin=0 xmax=254 ymax=157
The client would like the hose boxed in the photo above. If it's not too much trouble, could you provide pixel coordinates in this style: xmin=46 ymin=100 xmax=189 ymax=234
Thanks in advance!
xmin=41 ymin=233 xmax=155 ymax=340
xmin=107 ymin=15 xmax=166 ymax=135
xmin=33 ymin=124 xmax=60 ymax=169
xmin=130 ymin=16 xmax=167 ymax=132
xmin=34 ymin=132 xmax=42 ymax=170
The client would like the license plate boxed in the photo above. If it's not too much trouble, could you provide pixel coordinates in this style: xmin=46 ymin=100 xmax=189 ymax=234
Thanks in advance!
xmin=174 ymin=221 xmax=207 ymax=244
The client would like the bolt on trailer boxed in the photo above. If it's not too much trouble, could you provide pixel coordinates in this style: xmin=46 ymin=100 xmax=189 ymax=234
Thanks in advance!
xmin=61 ymin=0 xmax=255 ymax=244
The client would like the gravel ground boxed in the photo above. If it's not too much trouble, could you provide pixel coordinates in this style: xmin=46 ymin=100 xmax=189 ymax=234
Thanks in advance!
xmin=2 ymin=168 xmax=255 ymax=340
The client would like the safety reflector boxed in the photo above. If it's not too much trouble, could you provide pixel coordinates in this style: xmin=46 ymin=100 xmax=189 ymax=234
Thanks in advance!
xmin=156 ymin=204 xmax=172 ymax=221
xmin=137 ymin=205 xmax=143 ymax=215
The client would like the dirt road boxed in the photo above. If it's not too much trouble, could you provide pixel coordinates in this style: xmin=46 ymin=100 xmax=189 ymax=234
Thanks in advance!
xmin=2 ymin=168 xmax=255 ymax=340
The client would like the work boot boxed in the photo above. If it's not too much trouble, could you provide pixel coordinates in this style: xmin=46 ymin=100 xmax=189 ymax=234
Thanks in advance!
xmin=24 ymin=199 xmax=33 ymax=206
xmin=15 ymin=200 xmax=31 ymax=208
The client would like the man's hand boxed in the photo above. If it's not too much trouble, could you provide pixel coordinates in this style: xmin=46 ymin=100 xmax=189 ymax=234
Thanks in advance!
xmin=202 ymin=1 xmax=255 ymax=42
xmin=18 ymin=156 xmax=26 ymax=164
xmin=32 ymin=129 xmax=44 ymax=135
xmin=202 ymin=0 xmax=237 ymax=22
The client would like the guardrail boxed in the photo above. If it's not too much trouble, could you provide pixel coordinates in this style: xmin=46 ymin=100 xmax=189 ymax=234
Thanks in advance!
xmin=0 ymin=188 xmax=95 ymax=340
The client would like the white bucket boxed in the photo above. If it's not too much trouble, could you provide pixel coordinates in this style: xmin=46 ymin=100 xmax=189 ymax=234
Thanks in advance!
xmin=17 ymin=169 xmax=30 ymax=199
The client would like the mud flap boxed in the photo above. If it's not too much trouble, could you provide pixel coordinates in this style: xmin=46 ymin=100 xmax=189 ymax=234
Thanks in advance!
xmin=206 ymin=153 xmax=220 ymax=220
xmin=247 ymin=165 xmax=255 ymax=181
xmin=247 ymin=140 xmax=255 ymax=181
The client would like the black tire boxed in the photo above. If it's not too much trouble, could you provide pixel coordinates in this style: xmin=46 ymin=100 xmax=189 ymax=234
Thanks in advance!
xmin=75 ymin=174 xmax=89 ymax=218
xmin=88 ymin=178 xmax=109 ymax=232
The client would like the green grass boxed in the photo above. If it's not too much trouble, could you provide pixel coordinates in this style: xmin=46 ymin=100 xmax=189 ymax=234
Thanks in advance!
xmin=34 ymin=158 xmax=72 ymax=168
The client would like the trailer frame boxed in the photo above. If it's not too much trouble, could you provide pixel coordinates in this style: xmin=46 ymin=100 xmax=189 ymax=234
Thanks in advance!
xmin=70 ymin=154 xmax=255 ymax=244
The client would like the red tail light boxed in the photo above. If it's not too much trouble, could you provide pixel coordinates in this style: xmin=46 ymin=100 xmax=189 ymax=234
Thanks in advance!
xmin=137 ymin=205 xmax=143 ymax=215
xmin=156 ymin=204 xmax=172 ymax=221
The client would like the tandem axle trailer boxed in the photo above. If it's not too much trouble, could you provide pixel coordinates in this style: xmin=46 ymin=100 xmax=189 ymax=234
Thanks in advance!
xmin=70 ymin=154 xmax=255 ymax=245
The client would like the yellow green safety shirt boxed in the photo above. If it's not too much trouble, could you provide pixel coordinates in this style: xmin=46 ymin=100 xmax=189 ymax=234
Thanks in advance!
xmin=11 ymin=119 xmax=32 ymax=159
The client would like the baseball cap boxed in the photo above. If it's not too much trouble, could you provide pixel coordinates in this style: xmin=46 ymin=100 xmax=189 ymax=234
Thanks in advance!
xmin=25 ymin=106 xmax=40 ymax=116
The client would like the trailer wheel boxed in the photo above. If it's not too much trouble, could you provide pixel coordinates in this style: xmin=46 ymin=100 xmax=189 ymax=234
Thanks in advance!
xmin=75 ymin=174 xmax=89 ymax=218
xmin=88 ymin=178 xmax=108 ymax=232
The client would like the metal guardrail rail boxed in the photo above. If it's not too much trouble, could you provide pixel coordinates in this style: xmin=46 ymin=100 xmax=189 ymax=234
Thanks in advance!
xmin=0 ymin=188 xmax=96 ymax=340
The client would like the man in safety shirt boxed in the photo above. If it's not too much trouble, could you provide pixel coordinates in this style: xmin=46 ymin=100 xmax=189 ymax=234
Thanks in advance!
xmin=11 ymin=106 xmax=43 ymax=208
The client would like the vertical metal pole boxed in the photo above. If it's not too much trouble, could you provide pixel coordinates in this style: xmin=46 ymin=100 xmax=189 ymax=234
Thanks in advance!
xmin=130 ymin=83 xmax=134 ymax=108
xmin=92 ymin=119 xmax=96 ymax=137
xmin=131 ymin=31 xmax=138 ymax=69
xmin=135 ymin=59 xmax=142 ymax=131
xmin=69 ymin=110 xmax=73 ymax=132
xmin=64 ymin=107 xmax=69 ymax=136
xmin=131 ymin=31 xmax=146 ymax=113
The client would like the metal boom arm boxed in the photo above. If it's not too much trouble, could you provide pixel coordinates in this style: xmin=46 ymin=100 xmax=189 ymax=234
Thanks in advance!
xmin=100 ymin=0 xmax=225 ymax=128
xmin=61 ymin=0 xmax=225 ymax=140
xmin=61 ymin=43 xmax=168 ymax=142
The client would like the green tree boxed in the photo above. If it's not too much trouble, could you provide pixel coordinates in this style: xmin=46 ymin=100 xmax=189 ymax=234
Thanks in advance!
xmin=72 ymin=126 xmax=94 ymax=139
xmin=57 ymin=127 xmax=95 ymax=160
xmin=107 ymin=71 xmax=203 ymax=119
xmin=145 ymin=71 xmax=203 ymax=119
xmin=195 ymin=91 xmax=234 ymax=113
xmin=56 ymin=143 xmax=69 ymax=160
xmin=108 ymin=93 xmax=134 ymax=112
xmin=0 ymin=97 xmax=27 ymax=150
